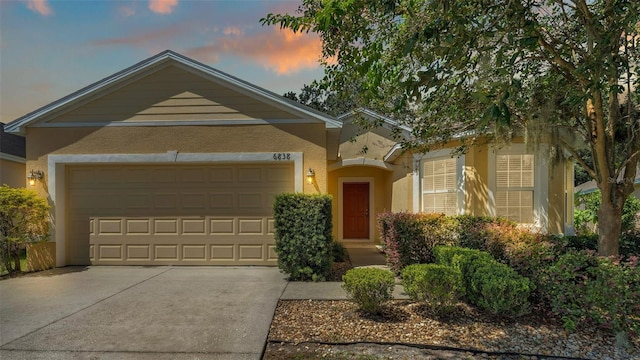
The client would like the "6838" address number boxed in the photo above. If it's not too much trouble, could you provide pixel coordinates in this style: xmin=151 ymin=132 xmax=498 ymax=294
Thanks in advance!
xmin=273 ymin=153 xmax=291 ymax=161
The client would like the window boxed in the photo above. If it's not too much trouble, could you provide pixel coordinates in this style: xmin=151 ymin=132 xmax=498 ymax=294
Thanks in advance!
xmin=422 ymin=157 xmax=457 ymax=215
xmin=495 ymin=154 xmax=534 ymax=223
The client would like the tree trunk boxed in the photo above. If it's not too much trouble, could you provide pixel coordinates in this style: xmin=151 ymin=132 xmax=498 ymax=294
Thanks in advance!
xmin=597 ymin=198 xmax=623 ymax=256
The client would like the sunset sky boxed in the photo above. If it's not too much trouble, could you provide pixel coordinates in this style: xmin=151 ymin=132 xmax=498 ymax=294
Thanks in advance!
xmin=0 ymin=0 xmax=325 ymax=124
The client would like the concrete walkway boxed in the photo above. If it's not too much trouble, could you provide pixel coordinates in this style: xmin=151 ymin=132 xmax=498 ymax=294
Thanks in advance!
xmin=281 ymin=241 xmax=409 ymax=300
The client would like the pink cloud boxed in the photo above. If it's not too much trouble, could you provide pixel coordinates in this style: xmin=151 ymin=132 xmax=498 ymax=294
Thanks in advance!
xmin=149 ymin=0 xmax=178 ymax=15
xmin=185 ymin=28 xmax=323 ymax=75
xmin=25 ymin=0 xmax=53 ymax=16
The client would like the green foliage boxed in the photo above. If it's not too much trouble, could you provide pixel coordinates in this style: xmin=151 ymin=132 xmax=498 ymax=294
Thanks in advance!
xmin=573 ymin=190 xmax=640 ymax=235
xmin=541 ymin=251 xmax=640 ymax=336
xmin=435 ymin=246 xmax=532 ymax=317
xmin=377 ymin=212 xmax=455 ymax=273
xmin=432 ymin=245 xmax=493 ymax=268
xmin=273 ymin=193 xmax=333 ymax=281
xmin=263 ymin=0 xmax=640 ymax=256
xmin=0 ymin=186 xmax=50 ymax=275
xmin=402 ymin=263 xmax=463 ymax=315
xmin=466 ymin=260 xmax=534 ymax=318
xmin=342 ymin=267 xmax=395 ymax=315
xmin=331 ymin=240 xmax=348 ymax=263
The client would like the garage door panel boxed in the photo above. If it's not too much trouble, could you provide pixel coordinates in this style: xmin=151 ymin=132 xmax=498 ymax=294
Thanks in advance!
xmin=181 ymin=193 xmax=207 ymax=209
xmin=126 ymin=245 xmax=151 ymax=260
xmin=182 ymin=219 xmax=207 ymax=234
xmin=209 ymin=193 xmax=234 ymax=209
xmin=210 ymin=218 xmax=235 ymax=234
xmin=126 ymin=219 xmax=151 ymax=234
xmin=69 ymin=164 xmax=292 ymax=265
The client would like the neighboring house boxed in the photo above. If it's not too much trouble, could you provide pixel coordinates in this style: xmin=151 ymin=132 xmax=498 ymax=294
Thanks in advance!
xmin=5 ymin=50 xmax=574 ymax=268
xmin=0 ymin=123 xmax=26 ymax=187
xmin=575 ymin=166 xmax=640 ymax=201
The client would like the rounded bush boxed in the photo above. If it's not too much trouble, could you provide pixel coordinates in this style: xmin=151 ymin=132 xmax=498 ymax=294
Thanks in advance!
xmin=342 ymin=267 xmax=395 ymax=315
xmin=468 ymin=261 xmax=533 ymax=318
xmin=402 ymin=263 xmax=463 ymax=314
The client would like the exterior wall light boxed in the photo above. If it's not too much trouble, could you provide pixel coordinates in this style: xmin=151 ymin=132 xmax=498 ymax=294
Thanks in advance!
xmin=306 ymin=168 xmax=315 ymax=184
xmin=27 ymin=170 xmax=44 ymax=186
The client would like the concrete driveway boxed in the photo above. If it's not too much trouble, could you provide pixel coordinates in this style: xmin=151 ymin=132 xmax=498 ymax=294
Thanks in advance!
xmin=0 ymin=266 xmax=287 ymax=359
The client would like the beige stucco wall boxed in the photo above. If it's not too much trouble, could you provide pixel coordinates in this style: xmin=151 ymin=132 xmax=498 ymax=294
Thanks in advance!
xmin=327 ymin=166 xmax=392 ymax=242
xmin=0 ymin=158 xmax=26 ymax=188
xmin=27 ymin=124 xmax=326 ymax=191
xmin=466 ymin=145 xmax=490 ymax=216
xmin=26 ymin=124 xmax=328 ymax=246
xmin=390 ymin=153 xmax=413 ymax=212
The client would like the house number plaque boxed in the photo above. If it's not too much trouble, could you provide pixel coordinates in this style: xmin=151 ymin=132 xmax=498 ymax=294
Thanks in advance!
xmin=273 ymin=153 xmax=291 ymax=161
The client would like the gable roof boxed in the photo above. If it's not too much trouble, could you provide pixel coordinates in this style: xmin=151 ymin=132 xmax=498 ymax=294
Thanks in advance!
xmin=5 ymin=50 xmax=341 ymax=134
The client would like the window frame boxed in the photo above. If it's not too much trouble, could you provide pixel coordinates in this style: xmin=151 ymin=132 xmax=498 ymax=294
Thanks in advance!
xmin=413 ymin=150 xmax=465 ymax=215
xmin=488 ymin=144 xmax=548 ymax=230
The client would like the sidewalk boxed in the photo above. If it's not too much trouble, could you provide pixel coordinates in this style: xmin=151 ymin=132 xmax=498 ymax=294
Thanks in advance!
xmin=280 ymin=241 xmax=409 ymax=300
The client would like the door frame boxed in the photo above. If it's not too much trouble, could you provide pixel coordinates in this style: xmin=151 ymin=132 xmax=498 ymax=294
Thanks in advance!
xmin=338 ymin=177 xmax=374 ymax=241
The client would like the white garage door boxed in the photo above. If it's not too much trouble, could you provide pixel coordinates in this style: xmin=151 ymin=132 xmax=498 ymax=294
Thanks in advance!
xmin=66 ymin=164 xmax=294 ymax=265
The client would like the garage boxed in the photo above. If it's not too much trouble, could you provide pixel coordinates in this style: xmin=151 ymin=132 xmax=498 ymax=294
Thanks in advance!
xmin=66 ymin=163 xmax=294 ymax=265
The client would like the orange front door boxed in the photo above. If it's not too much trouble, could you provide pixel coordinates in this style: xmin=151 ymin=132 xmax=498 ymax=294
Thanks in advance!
xmin=343 ymin=183 xmax=369 ymax=239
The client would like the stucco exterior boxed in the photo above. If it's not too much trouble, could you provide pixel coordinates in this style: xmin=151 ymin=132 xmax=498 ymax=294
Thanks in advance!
xmin=0 ymin=157 xmax=25 ymax=188
xmin=5 ymin=50 xmax=575 ymax=266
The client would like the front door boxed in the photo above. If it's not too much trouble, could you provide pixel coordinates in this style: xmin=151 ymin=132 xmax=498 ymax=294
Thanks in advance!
xmin=343 ymin=183 xmax=369 ymax=239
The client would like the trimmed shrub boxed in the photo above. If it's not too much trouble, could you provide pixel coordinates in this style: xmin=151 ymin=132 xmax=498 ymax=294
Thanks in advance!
xmin=541 ymin=250 xmax=640 ymax=336
xmin=273 ymin=193 xmax=333 ymax=281
xmin=433 ymin=245 xmax=493 ymax=267
xmin=342 ymin=267 xmax=395 ymax=315
xmin=402 ymin=263 xmax=463 ymax=314
xmin=378 ymin=212 xmax=455 ymax=273
xmin=435 ymin=246 xmax=533 ymax=317
xmin=466 ymin=260 xmax=534 ymax=317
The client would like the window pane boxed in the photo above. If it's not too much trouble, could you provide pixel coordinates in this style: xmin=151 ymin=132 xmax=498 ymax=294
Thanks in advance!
xmin=496 ymin=190 xmax=534 ymax=224
xmin=423 ymin=157 xmax=458 ymax=216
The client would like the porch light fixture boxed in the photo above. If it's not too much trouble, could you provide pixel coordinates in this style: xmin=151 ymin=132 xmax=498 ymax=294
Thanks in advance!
xmin=306 ymin=168 xmax=315 ymax=184
xmin=27 ymin=170 xmax=44 ymax=186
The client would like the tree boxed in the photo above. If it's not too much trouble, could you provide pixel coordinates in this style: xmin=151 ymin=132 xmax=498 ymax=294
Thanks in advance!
xmin=284 ymin=79 xmax=365 ymax=116
xmin=0 ymin=186 xmax=49 ymax=275
xmin=263 ymin=0 xmax=640 ymax=256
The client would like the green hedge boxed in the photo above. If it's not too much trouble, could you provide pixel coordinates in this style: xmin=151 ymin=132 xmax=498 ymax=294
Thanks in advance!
xmin=434 ymin=246 xmax=533 ymax=317
xmin=273 ymin=193 xmax=333 ymax=281
xmin=342 ymin=267 xmax=395 ymax=315
xmin=402 ymin=263 xmax=464 ymax=315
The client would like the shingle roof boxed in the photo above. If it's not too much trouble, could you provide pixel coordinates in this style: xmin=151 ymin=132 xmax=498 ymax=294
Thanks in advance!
xmin=0 ymin=123 xmax=26 ymax=158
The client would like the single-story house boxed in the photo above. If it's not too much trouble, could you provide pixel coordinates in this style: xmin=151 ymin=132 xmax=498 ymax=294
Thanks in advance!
xmin=5 ymin=50 xmax=574 ymax=267
xmin=0 ymin=123 xmax=26 ymax=188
